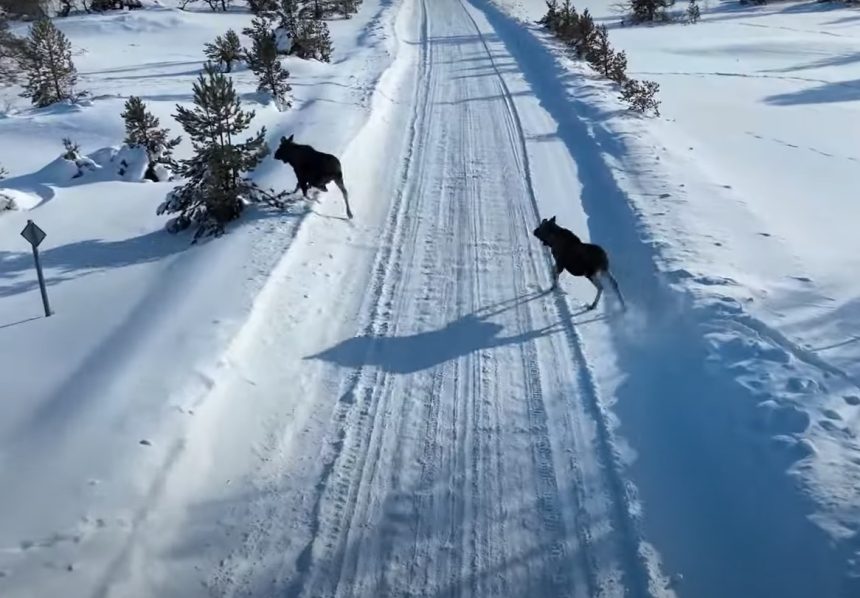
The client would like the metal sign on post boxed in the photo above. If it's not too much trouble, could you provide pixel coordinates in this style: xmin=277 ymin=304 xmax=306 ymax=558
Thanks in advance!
xmin=20 ymin=219 xmax=52 ymax=317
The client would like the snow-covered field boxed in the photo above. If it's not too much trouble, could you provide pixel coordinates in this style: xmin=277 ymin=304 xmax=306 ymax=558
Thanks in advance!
xmin=2 ymin=0 xmax=860 ymax=596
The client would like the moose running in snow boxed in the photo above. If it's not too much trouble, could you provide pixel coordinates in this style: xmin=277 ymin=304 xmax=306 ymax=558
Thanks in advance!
xmin=274 ymin=135 xmax=352 ymax=219
xmin=532 ymin=216 xmax=625 ymax=311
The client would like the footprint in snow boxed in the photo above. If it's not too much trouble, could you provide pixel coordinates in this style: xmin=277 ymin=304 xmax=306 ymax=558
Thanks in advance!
xmin=822 ymin=409 xmax=842 ymax=421
xmin=844 ymin=395 xmax=860 ymax=406
xmin=786 ymin=377 xmax=821 ymax=394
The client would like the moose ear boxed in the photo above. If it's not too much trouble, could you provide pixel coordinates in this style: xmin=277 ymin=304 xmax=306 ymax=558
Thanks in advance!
xmin=287 ymin=134 xmax=294 ymax=142
xmin=549 ymin=216 xmax=556 ymax=223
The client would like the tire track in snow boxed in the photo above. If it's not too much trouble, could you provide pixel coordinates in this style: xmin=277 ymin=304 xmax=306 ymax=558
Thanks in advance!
xmin=285 ymin=4 xmax=435 ymax=595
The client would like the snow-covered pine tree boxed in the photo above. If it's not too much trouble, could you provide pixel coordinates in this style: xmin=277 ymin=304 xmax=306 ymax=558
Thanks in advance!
xmin=245 ymin=18 xmax=292 ymax=109
xmin=158 ymin=62 xmax=287 ymax=240
xmin=121 ymin=95 xmax=181 ymax=181
xmin=204 ymin=29 xmax=243 ymax=73
xmin=19 ymin=18 xmax=79 ymax=107
xmin=0 ymin=162 xmax=7 ymax=179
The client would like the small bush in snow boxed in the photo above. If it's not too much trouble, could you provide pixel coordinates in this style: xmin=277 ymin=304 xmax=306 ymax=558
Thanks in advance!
xmin=0 ymin=192 xmax=15 ymax=211
xmin=0 ymin=162 xmax=7 ymax=179
xmin=620 ymin=78 xmax=661 ymax=116
xmin=686 ymin=0 xmax=701 ymax=23
xmin=62 ymin=136 xmax=80 ymax=160
xmin=204 ymin=29 xmax=243 ymax=73
xmin=19 ymin=18 xmax=79 ymax=107
xmin=158 ymin=63 xmax=289 ymax=241
xmin=121 ymin=95 xmax=181 ymax=181
xmin=61 ymin=137 xmax=99 ymax=178
xmin=245 ymin=18 xmax=292 ymax=109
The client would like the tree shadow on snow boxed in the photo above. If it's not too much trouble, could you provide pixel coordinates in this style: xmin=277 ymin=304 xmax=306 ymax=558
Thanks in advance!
xmin=306 ymin=290 xmax=564 ymax=374
xmin=764 ymin=79 xmax=860 ymax=106
xmin=0 ymin=229 xmax=189 ymax=288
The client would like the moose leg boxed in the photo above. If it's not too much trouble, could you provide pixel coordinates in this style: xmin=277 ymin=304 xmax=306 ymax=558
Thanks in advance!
xmin=291 ymin=181 xmax=302 ymax=194
xmin=587 ymin=275 xmax=603 ymax=311
xmin=551 ymin=260 xmax=564 ymax=289
xmin=334 ymin=174 xmax=353 ymax=219
xmin=606 ymin=271 xmax=626 ymax=311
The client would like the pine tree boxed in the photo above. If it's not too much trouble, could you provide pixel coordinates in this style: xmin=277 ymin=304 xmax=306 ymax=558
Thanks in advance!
xmin=335 ymin=0 xmax=358 ymax=17
xmin=247 ymin=0 xmax=278 ymax=16
xmin=246 ymin=19 xmax=292 ymax=109
xmin=1 ymin=8 xmax=24 ymax=86
xmin=276 ymin=0 xmax=300 ymax=34
xmin=19 ymin=18 xmax=79 ymax=107
xmin=585 ymin=26 xmax=626 ymax=83
xmin=157 ymin=63 xmax=287 ymax=240
xmin=538 ymin=0 xmax=561 ymax=31
xmin=627 ymin=0 xmax=671 ymax=24
xmin=0 ymin=162 xmax=7 ymax=179
xmin=570 ymin=8 xmax=596 ymax=58
xmin=292 ymin=15 xmax=332 ymax=62
xmin=686 ymin=0 xmax=701 ymax=23
xmin=204 ymin=29 xmax=243 ymax=73
xmin=242 ymin=15 xmax=272 ymax=44
xmin=121 ymin=95 xmax=181 ymax=180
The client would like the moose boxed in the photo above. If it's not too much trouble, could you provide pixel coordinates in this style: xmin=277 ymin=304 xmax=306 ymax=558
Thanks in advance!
xmin=274 ymin=135 xmax=352 ymax=219
xmin=532 ymin=216 xmax=625 ymax=311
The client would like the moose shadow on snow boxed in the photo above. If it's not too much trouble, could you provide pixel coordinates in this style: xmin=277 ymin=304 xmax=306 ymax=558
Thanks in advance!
xmin=307 ymin=290 xmax=604 ymax=375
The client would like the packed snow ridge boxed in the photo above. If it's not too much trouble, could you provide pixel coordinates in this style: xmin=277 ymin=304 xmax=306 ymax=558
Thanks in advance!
xmin=2 ymin=0 xmax=860 ymax=596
